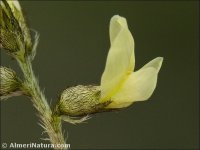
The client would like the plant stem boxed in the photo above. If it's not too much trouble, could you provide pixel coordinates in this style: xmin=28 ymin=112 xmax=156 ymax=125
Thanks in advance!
xmin=17 ymin=57 xmax=66 ymax=149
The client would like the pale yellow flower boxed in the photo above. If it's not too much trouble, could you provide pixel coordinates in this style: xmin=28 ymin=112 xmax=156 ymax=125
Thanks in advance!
xmin=55 ymin=15 xmax=163 ymax=120
xmin=100 ymin=15 xmax=163 ymax=108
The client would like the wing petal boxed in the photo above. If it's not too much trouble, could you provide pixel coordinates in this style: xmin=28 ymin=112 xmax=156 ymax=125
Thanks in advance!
xmin=107 ymin=57 xmax=163 ymax=108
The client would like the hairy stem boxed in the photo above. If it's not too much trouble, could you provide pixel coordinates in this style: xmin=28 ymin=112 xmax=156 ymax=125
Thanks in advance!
xmin=18 ymin=57 xmax=66 ymax=149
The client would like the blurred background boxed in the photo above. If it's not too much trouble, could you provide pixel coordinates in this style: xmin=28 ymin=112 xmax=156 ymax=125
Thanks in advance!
xmin=1 ymin=1 xmax=199 ymax=149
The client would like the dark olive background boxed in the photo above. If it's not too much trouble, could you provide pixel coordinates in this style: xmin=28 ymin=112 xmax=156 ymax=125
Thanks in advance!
xmin=0 ymin=1 xmax=199 ymax=149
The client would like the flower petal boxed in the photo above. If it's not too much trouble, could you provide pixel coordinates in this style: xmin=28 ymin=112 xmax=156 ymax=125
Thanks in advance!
xmin=141 ymin=57 xmax=163 ymax=72
xmin=100 ymin=15 xmax=135 ymax=102
xmin=107 ymin=57 xmax=163 ymax=108
xmin=7 ymin=1 xmax=21 ymax=11
xmin=109 ymin=15 xmax=128 ymax=43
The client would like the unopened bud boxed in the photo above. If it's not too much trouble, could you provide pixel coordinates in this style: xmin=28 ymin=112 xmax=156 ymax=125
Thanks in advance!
xmin=7 ymin=0 xmax=32 ymax=53
xmin=0 ymin=0 xmax=32 ymax=59
xmin=0 ymin=66 xmax=22 ymax=100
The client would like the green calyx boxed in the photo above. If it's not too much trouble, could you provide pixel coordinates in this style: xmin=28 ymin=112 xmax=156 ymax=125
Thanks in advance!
xmin=54 ymin=85 xmax=111 ymax=117
xmin=0 ymin=0 xmax=33 ymax=60
xmin=0 ymin=66 xmax=23 ymax=100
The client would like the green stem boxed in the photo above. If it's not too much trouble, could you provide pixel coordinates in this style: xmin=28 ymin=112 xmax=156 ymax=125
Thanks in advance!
xmin=18 ymin=57 xmax=66 ymax=149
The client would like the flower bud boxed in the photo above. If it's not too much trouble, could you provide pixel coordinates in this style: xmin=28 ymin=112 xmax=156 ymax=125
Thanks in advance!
xmin=7 ymin=0 xmax=32 ymax=53
xmin=0 ymin=0 xmax=32 ymax=59
xmin=54 ymin=85 xmax=111 ymax=117
xmin=0 ymin=66 xmax=22 ymax=100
